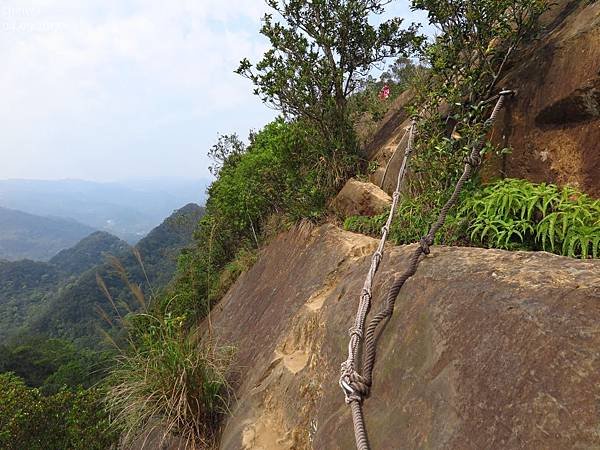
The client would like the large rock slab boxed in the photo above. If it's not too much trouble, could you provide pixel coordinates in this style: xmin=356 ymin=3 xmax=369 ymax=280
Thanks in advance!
xmin=330 ymin=179 xmax=391 ymax=217
xmin=212 ymin=225 xmax=600 ymax=449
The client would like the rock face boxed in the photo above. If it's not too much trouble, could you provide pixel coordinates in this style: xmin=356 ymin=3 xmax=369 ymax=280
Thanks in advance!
xmin=489 ymin=0 xmax=600 ymax=197
xmin=213 ymin=224 xmax=600 ymax=449
xmin=330 ymin=179 xmax=392 ymax=217
xmin=364 ymin=94 xmax=414 ymax=194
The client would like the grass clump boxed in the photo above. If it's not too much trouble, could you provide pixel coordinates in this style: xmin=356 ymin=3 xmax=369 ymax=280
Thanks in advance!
xmin=105 ymin=312 xmax=234 ymax=449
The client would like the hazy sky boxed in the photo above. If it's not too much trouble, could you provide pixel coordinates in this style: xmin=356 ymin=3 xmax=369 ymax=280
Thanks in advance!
xmin=0 ymin=1 xmax=428 ymax=182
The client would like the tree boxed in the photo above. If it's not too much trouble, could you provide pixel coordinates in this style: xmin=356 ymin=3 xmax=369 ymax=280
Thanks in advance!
xmin=379 ymin=57 xmax=424 ymax=88
xmin=207 ymin=133 xmax=246 ymax=177
xmin=237 ymin=0 xmax=421 ymax=152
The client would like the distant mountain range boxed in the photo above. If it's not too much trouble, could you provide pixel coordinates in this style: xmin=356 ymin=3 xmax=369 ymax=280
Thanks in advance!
xmin=0 ymin=203 xmax=205 ymax=347
xmin=0 ymin=178 xmax=209 ymax=244
xmin=0 ymin=207 xmax=96 ymax=261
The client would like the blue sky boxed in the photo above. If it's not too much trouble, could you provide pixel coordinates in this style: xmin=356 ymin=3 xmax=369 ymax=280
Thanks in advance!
xmin=0 ymin=1 xmax=428 ymax=182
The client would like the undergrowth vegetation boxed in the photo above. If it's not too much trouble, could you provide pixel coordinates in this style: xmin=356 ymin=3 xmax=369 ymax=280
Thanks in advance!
xmin=168 ymin=118 xmax=346 ymax=326
xmin=0 ymin=373 xmax=116 ymax=450
xmin=344 ymin=184 xmax=475 ymax=247
xmin=106 ymin=312 xmax=233 ymax=449
xmin=346 ymin=0 xmax=562 ymax=257
xmin=345 ymin=179 xmax=599 ymax=259
xmin=462 ymin=179 xmax=600 ymax=257
xmin=403 ymin=0 xmax=548 ymax=224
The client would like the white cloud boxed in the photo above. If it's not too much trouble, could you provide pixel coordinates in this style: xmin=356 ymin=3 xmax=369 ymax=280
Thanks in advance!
xmin=0 ymin=0 xmax=273 ymax=180
xmin=0 ymin=0 xmax=425 ymax=181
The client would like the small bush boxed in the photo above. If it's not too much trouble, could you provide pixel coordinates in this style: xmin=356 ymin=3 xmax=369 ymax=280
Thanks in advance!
xmin=212 ymin=248 xmax=258 ymax=302
xmin=461 ymin=179 xmax=600 ymax=258
xmin=105 ymin=313 xmax=234 ymax=448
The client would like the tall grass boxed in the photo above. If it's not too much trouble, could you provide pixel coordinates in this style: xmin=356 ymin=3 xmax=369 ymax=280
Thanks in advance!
xmin=98 ymin=250 xmax=235 ymax=449
xmin=105 ymin=316 xmax=234 ymax=449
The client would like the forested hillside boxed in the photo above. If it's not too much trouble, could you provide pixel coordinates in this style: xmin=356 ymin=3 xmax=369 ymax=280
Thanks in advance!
xmin=48 ymin=231 xmax=130 ymax=276
xmin=0 ymin=206 xmax=96 ymax=261
xmin=29 ymin=203 xmax=205 ymax=346
xmin=0 ymin=203 xmax=205 ymax=449
xmin=0 ymin=204 xmax=204 ymax=344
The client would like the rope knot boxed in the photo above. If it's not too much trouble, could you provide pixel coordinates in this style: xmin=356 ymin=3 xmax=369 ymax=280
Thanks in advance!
xmin=348 ymin=326 xmax=363 ymax=339
xmin=463 ymin=154 xmax=482 ymax=168
xmin=340 ymin=371 xmax=371 ymax=404
xmin=419 ymin=236 xmax=433 ymax=255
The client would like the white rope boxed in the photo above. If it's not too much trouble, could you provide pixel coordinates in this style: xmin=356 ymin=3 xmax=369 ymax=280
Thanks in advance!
xmin=339 ymin=119 xmax=416 ymax=402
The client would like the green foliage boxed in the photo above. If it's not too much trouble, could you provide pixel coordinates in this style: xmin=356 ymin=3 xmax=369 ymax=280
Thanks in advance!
xmin=380 ymin=57 xmax=425 ymax=89
xmin=168 ymin=118 xmax=350 ymax=326
xmin=406 ymin=0 xmax=548 ymax=213
xmin=207 ymin=133 xmax=246 ymax=177
xmin=0 ymin=260 xmax=60 ymax=341
xmin=0 ymin=336 xmax=110 ymax=395
xmin=0 ymin=373 xmax=117 ymax=450
xmin=461 ymin=179 xmax=600 ymax=258
xmin=349 ymin=58 xmax=427 ymax=146
xmin=237 ymin=0 xmax=421 ymax=154
xmin=344 ymin=188 xmax=471 ymax=246
xmin=212 ymin=248 xmax=259 ymax=302
xmin=106 ymin=311 xmax=234 ymax=448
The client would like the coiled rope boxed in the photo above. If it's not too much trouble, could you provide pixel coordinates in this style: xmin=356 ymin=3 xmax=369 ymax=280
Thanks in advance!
xmin=339 ymin=90 xmax=514 ymax=450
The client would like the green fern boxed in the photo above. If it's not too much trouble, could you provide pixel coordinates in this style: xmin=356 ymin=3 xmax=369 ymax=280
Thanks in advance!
xmin=462 ymin=179 xmax=599 ymax=259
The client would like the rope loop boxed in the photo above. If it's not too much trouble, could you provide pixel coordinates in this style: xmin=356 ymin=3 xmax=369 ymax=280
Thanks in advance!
xmin=349 ymin=326 xmax=363 ymax=339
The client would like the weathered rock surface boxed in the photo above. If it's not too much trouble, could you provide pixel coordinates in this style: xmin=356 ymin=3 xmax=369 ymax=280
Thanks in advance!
xmin=213 ymin=224 xmax=600 ymax=449
xmin=331 ymin=179 xmax=391 ymax=217
xmin=363 ymin=93 xmax=414 ymax=195
xmin=488 ymin=0 xmax=600 ymax=196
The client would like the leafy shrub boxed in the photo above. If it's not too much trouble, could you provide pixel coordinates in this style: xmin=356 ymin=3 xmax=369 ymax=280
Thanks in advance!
xmin=0 ymin=373 xmax=116 ymax=450
xmin=405 ymin=0 xmax=548 ymax=220
xmin=212 ymin=248 xmax=258 ymax=302
xmin=106 ymin=313 xmax=234 ymax=448
xmin=461 ymin=179 xmax=600 ymax=258
xmin=344 ymin=187 xmax=472 ymax=247
xmin=169 ymin=118 xmax=356 ymax=325
xmin=237 ymin=0 xmax=420 ymax=156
